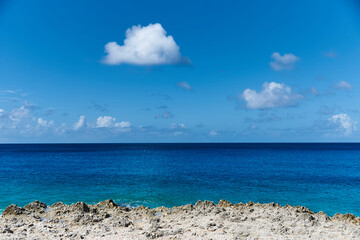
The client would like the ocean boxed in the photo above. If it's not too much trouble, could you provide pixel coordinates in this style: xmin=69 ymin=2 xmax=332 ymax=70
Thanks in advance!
xmin=0 ymin=143 xmax=359 ymax=216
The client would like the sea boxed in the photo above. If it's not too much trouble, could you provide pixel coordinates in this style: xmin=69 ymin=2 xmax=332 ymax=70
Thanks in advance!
xmin=0 ymin=143 xmax=359 ymax=216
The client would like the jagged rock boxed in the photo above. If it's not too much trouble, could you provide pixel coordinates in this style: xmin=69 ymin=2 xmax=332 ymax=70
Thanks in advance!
xmin=51 ymin=202 xmax=65 ymax=208
xmin=137 ymin=205 xmax=146 ymax=210
xmin=24 ymin=200 xmax=47 ymax=213
xmin=333 ymin=213 xmax=360 ymax=224
xmin=218 ymin=199 xmax=233 ymax=208
xmin=1 ymin=199 xmax=360 ymax=239
xmin=316 ymin=211 xmax=331 ymax=223
xmin=182 ymin=204 xmax=194 ymax=211
xmin=71 ymin=202 xmax=90 ymax=213
xmin=2 ymin=204 xmax=26 ymax=216
xmin=97 ymin=199 xmax=117 ymax=209
xmin=195 ymin=200 xmax=215 ymax=210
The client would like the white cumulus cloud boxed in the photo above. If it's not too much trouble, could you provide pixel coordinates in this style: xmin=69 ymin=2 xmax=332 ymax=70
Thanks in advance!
xmin=329 ymin=113 xmax=357 ymax=136
xmin=114 ymin=121 xmax=131 ymax=128
xmin=96 ymin=116 xmax=116 ymax=128
xmin=241 ymin=82 xmax=302 ymax=109
xmin=96 ymin=116 xmax=131 ymax=130
xmin=270 ymin=52 xmax=299 ymax=71
xmin=37 ymin=118 xmax=54 ymax=127
xmin=103 ymin=23 xmax=189 ymax=66
xmin=73 ymin=115 xmax=86 ymax=131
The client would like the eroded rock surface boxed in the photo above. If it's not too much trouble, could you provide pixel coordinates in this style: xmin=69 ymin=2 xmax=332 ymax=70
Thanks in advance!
xmin=0 ymin=199 xmax=359 ymax=239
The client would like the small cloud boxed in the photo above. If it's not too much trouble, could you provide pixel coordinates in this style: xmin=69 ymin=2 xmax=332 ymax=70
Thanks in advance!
xmin=37 ymin=118 xmax=54 ymax=128
xmin=73 ymin=115 xmax=86 ymax=131
xmin=241 ymin=82 xmax=302 ymax=109
xmin=170 ymin=122 xmax=185 ymax=129
xmin=328 ymin=113 xmax=357 ymax=136
xmin=333 ymin=81 xmax=352 ymax=91
xmin=56 ymin=123 xmax=68 ymax=135
xmin=0 ymin=90 xmax=16 ymax=94
xmin=209 ymin=130 xmax=218 ymax=136
xmin=96 ymin=116 xmax=115 ymax=128
xmin=114 ymin=121 xmax=131 ymax=128
xmin=96 ymin=116 xmax=132 ymax=130
xmin=269 ymin=52 xmax=299 ymax=71
xmin=322 ymin=50 xmax=337 ymax=58
xmin=103 ymin=23 xmax=190 ymax=66
xmin=155 ymin=111 xmax=174 ymax=119
xmin=176 ymin=81 xmax=192 ymax=91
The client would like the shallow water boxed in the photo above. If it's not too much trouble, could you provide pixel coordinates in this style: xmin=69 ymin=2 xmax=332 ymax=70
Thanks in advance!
xmin=0 ymin=143 xmax=359 ymax=216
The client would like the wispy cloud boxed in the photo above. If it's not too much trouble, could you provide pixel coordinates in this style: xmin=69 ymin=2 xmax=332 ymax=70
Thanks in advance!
xmin=103 ymin=23 xmax=190 ymax=66
xmin=269 ymin=52 xmax=299 ymax=71
xmin=155 ymin=111 xmax=174 ymax=119
xmin=176 ymin=81 xmax=192 ymax=91
xmin=332 ymin=81 xmax=352 ymax=91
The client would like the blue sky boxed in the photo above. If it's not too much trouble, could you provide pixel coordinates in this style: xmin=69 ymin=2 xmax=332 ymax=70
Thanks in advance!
xmin=1 ymin=0 xmax=360 ymax=142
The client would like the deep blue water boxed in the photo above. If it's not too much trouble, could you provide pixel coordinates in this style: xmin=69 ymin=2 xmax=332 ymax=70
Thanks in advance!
xmin=0 ymin=143 xmax=360 ymax=216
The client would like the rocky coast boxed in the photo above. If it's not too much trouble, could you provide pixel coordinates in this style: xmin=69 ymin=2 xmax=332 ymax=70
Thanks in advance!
xmin=1 ymin=199 xmax=360 ymax=239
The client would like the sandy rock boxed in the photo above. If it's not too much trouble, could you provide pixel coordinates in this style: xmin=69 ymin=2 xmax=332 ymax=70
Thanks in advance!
xmin=2 ymin=205 xmax=26 ymax=216
xmin=70 ymin=202 xmax=90 ymax=213
xmin=1 ymin=199 xmax=360 ymax=239
xmin=195 ymin=200 xmax=216 ymax=210
xmin=218 ymin=199 xmax=233 ymax=208
xmin=97 ymin=199 xmax=117 ymax=209
xmin=24 ymin=200 xmax=47 ymax=213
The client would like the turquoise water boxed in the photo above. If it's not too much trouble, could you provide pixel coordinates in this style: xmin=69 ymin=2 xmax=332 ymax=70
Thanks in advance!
xmin=0 ymin=143 xmax=360 ymax=216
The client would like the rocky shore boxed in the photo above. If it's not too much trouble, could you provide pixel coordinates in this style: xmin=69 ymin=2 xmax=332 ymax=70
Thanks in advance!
xmin=1 ymin=199 xmax=360 ymax=239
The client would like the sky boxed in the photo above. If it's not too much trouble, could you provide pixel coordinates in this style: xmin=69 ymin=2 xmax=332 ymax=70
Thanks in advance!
xmin=1 ymin=0 xmax=360 ymax=142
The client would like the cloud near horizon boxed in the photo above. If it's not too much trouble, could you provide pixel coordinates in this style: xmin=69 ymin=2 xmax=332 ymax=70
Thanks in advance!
xmin=270 ymin=52 xmax=299 ymax=71
xmin=241 ymin=82 xmax=302 ymax=109
xmin=73 ymin=115 xmax=86 ymax=131
xmin=96 ymin=116 xmax=131 ymax=129
xmin=103 ymin=23 xmax=190 ymax=66
xmin=328 ymin=113 xmax=357 ymax=136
